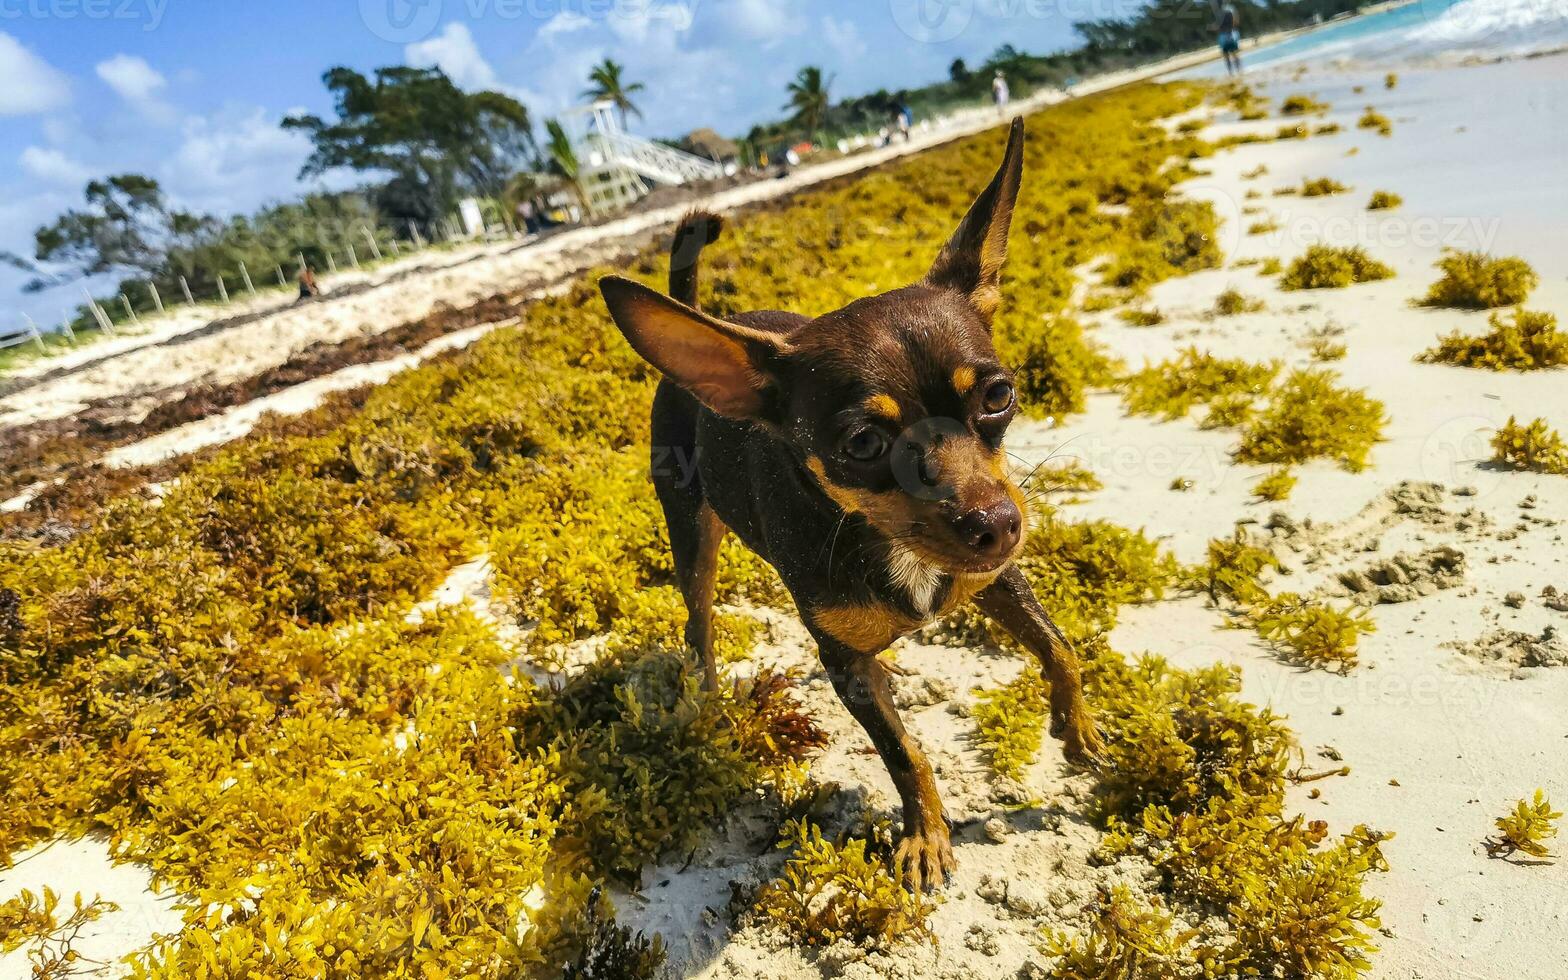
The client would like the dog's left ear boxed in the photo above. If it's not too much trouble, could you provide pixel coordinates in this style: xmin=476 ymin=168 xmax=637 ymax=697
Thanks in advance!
xmin=923 ymin=116 xmax=1025 ymax=322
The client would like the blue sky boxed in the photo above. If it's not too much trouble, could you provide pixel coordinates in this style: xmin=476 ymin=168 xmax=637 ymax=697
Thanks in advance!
xmin=0 ymin=0 xmax=1102 ymax=330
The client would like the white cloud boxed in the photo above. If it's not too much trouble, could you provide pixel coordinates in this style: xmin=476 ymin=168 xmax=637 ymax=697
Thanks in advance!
xmin=822 ymin=15 xmax=868 ymax=62
xmin=606 ymin=0 xmax=698 ymax=44
xmin=18 ymin=146 xmax=90 ymax=186
xmin=405 ymin=22 xmax=500 ymax=91
xmin=537 ymin=11 xmax=594 ymax=42
xmin=165 ymin=106 xmax=330 ymax=211
xmin=0 ymin=32 xmax=72 ymax=116
xmin=96 ymin=54 xmax=176 ymax=122
xmin=714 ymin=0 xmax=806 ymax=43
xmin=96 ymin=53 xmax=166 ymax=103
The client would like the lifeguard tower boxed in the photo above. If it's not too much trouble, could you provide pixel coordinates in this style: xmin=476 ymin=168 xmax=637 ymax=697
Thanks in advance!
xmin=561 ymin=99 xmax=725 ymax=213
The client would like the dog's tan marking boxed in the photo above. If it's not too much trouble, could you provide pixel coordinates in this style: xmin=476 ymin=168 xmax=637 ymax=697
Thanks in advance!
xmin=942 ymin=568 xmax=1007 ymax=615
xmin=813 ymin=602 xmax=921 ymax=653
xmin=864 ymin=393 xmax=901 ymax=422
xmin=806 ymin=456 xmax=864 ymax=514
xmin=951 ymin=365 xmax=976 ymax=396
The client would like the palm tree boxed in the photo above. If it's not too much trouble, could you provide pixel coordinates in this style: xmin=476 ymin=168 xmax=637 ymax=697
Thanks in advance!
xmin=543 ymin=118 xmax=590 ymax=216
xmin=582 ymin=59 xmax=646 ymax=129
xmin=784 ymin=66 xmax=833 ymax=143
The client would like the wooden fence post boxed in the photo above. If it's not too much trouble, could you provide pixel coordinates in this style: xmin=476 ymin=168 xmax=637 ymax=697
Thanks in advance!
xmin=120 ymin=294 xmax=139 ymax=323
xmin=82 ymin=288 xmax=116 ymax=336
xmin=21 ymin=314 xmax=46 ymax=351
xmin=216 ymin=275 xmax=229 ymax=303
xmin=240 ymin=262 xmax=256 ymax=297
xmin=179 ymin=275 xmax=194 ymax=305
xmin=149 ymin=282 xmax=164 ymax=314
xmin=362 ymin=226 xmax=382 ymax=260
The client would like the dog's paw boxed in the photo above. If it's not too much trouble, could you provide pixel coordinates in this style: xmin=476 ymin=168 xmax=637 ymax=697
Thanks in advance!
xmin=1060 ymin=719 xmax=1109 ymax=773
xmin=895 ymin=822 xmax=957 ymax=893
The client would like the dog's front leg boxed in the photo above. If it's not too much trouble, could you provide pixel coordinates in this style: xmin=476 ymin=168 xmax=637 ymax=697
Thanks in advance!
xmin=974 ymin=564 xmax=1107 ymax=767
xmin=819 ymin=643 xmax=955 ymax=891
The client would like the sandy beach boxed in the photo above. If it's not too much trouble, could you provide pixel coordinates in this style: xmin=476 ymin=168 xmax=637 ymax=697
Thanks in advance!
xmin=628 ymin=48 xmax=1568 ymax=980
xmin=2 ymin=7 xmax=1566 ymax=978
xmin=1075 ymin=54 xmax=1568 ymax=980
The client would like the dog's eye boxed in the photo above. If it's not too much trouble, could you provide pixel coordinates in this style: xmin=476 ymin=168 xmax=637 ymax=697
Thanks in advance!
xmin=981 ymin=379 xmax=1015 ymax=415
xmin=843 ymin=428 xmax=889 ymax=462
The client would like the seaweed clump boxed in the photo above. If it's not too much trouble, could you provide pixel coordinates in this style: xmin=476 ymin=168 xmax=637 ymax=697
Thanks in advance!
xmin=1250 ymin=593 xmax=1376 ymax=671
xmin=1253 ymin=468 xmax=1298 ymax=501
xmin=1191 ymin=528 xmax=1282 ymax=606
xmin=1118 ymin=306 xmax=1166 ymax=327
xmin=1419 ymin=308 xmax=1568 ymax=370
xmin=1092 ymin=656 xmax=1390 ymax=974
xmin=1102 ymin=198 xmax=1224 ymax=291
xmin=1301 ymin=176 xmax=1350 ymax=197
xmin=995 ymin=313 xmax=1119 ymax=420
xmin=1420 ymin=249 xmax=1538 ymax=309
xmin=1280 ymin=245 xmax=1395 ymax=290
xmin=1234 ymin=368 xmax=1386 ymax=471
xmin=1214 ymin=288 xmax=1265 ymax=316
xmin=1366 ymin=190 xmax=1402 ymax=210
xmin=1484 ymin=791 xmax=1561 ymax=859
xmin=1122 ymin=347 xmax=1279 ymax=421
xmin=1357 ymin=107 xmax=1392 ymax=136
xmin=1490 ymin=416 xmax=1568 ymax=474
xmin=560 ymin=888 xmax=666 ymax=980
xmin=1280 ymin=94 xmax=1329 ymax=115
xmin=0 ymin=888 xmax=119 ymax=977
xmin=752 ymin=819 xmax=935 ymax=946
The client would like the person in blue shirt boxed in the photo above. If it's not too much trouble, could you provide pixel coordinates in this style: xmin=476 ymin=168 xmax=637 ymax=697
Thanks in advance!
xmin=1217 ymin=3 xmax=1243 ymax=76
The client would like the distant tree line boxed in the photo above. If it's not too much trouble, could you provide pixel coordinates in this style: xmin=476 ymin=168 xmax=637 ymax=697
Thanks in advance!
xmin=743 ymin=0 xmax=1363 ymax=157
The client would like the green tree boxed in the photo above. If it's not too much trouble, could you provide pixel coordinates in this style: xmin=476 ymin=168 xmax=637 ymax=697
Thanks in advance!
xmin=543 ymin=119 xmax=590 ymax=216
xmin=581 ymin=58 xmax=646 ymax=128
xmin=784 ymin=66 xmax=833 ymax=141
xmin=949 ymin=57 xmax=969 ymax=83
xmin=282 ymin=66 xmax=533 ymax=229
xmin=1 ymin=175 xmax=215 ymax=292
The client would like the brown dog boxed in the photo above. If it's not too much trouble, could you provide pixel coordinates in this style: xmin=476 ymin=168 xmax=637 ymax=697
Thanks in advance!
xmin=599 ymin=118 xmax=1104 ymax=891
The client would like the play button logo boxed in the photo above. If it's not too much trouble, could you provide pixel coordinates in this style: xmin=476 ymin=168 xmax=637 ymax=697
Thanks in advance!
xmin=360 ymin=0 xmax=444 ymax=43
xmin=889 ymin=0 xmax=975 ymax=44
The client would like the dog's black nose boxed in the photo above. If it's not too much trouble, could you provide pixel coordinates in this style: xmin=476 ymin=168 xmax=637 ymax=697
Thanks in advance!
xmin=953 ymin=501 xmax=1021 ymax=560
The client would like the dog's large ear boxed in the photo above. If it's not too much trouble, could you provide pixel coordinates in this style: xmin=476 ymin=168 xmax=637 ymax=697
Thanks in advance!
xmin=923 ymin=116 xmax=1025 ymax=322
xmin=600 ymin=275 xmax=787 ymax=419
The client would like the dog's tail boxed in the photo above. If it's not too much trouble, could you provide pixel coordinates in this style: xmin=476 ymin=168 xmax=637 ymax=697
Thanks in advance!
xmin=669 ymin=210 xmax=723 ymax=309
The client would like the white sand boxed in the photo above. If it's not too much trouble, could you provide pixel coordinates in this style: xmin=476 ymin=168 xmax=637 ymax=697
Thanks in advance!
xmin=0 ymin=837 xmax=181 ymax=980
xmin=101 ymin=317 xmax=516 ymax=469
xmin=1033 ymin=54 xmax=1568 ymax=980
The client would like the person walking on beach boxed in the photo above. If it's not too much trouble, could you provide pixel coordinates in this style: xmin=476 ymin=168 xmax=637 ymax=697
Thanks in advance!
xmin=296 ymin=264 xmax=320 ymax=301
xmin=1216 ymin=3 xmax=1243 ymax=76
xmin=991 ymin=70 xmax=1010 ymax=115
